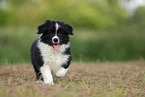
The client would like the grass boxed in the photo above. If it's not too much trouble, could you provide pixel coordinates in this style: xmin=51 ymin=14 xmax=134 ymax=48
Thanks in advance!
xmin=0 ymin=61 xmax=145 ymax=97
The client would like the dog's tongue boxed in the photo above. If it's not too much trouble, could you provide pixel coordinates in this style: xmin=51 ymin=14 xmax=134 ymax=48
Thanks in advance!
xmin=53 ymin=44 xmax=59 ymax=50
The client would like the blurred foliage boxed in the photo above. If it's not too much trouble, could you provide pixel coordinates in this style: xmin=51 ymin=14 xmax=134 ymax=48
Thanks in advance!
xmin=0 ymin=9 xmax=9 ymax=25
xmin=0 ymin=0 xmax=145 ymax=64
xmin=130 ymin=6 xmax=145 ymax=30
xmin=0 ymin=0 xmax=127 ymax=30
xmin=0 ymin=26 xmax=145 ymax=64
xmin=0 ymin=27 xmax=37 ymax=64
xmin=72 ymin=30 xmax=145 ymax=62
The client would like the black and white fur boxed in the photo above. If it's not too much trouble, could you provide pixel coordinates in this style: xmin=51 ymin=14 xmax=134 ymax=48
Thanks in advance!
xmin=30 ymin=20 xmax=73 ymax=84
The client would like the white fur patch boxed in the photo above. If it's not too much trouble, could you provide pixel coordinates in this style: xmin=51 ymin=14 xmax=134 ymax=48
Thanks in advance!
xmin=55 ymin=23 xmax=60 ymax=35
xmin=55 ymin=67 xmax=69 ymax=77
xmin=37 ymin=40 xmax=70 ymax=84
xmin=40 ymin=65 xmax=53 ymax=84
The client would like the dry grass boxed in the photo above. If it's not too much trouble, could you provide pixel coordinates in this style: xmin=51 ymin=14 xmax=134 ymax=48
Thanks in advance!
xmin=0 ymin=61 xmax=145 ymax=97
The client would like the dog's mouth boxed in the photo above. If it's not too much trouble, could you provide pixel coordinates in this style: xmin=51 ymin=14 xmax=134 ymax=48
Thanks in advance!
xmin=53 ymin=43 xmax=59 ymax=50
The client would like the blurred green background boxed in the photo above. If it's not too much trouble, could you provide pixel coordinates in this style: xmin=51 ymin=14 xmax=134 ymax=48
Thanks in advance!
xmin=0 ymin=0 xmax=145 ymax=64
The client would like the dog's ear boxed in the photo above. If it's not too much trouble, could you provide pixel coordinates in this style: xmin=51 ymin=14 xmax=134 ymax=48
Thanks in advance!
xmin=37 ymin=20 xmax=51 ymax=34
xmin=37 ymin=24 xmax=45 ymax=34
xmin=65 ymin=24 xmax=74 ymax=35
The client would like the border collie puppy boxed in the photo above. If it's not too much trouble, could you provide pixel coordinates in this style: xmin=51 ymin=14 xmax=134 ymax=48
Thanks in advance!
xmin=30 ymin=20 xmax=73 ymax=84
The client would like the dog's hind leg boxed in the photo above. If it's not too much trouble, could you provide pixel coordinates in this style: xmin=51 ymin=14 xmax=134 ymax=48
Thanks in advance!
xmin=35 ymin=72 xmax=43 ymax=81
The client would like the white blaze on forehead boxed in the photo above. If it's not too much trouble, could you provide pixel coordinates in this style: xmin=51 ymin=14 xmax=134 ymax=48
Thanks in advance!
xmin=52 ymin=23 xmax=60 ymax=44
xmin=55 ymin=23 xmax=60 ymax=35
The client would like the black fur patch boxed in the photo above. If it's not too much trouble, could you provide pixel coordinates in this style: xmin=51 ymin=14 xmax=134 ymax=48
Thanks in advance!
xmin=30 ymin=40 xmax=44 ymax=80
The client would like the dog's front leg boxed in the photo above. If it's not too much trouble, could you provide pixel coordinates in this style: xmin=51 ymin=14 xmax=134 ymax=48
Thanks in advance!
xmin=55 ymin=67 xmax=69 ymax=77
xmin=40 ymin=65 xmax=54 ymax=85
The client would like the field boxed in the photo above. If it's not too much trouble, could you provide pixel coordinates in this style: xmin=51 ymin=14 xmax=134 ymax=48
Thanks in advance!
xmin=0 ymin=1 xmax=145 ymax=97
xmin=0 ymin=61 xmax=145 ymax=97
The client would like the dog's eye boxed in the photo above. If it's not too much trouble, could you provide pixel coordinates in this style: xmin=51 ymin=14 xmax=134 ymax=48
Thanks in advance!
xmin=51 ymin=29 xmax=53 ymax=32
xmin=60 ymin=31 xmax=64 ymax=34
xmin=58 ymin=29 xmax=66 ymax=35
xmin=59 ymin=30 xmax=65 ymax=34
xmin=49 ymin=29 xmax=54 ymax=33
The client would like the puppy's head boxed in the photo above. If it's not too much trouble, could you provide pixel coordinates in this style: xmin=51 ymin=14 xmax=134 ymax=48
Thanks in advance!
xmin=37 ymin=20 xmax=73 ymax=50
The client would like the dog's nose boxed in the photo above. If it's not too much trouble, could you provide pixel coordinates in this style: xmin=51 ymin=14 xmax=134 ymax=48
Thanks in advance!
xmin=53 ymin=38 xmax=58 ymax=43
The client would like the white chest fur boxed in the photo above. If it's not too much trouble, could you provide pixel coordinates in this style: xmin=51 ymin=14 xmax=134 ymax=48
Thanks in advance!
xmin=37 ymin=40 xmax=70 ymax=72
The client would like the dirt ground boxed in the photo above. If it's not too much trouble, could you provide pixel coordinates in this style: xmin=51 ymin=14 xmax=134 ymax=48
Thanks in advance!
xmin=0 ymin=61 xmax=145 ymax=97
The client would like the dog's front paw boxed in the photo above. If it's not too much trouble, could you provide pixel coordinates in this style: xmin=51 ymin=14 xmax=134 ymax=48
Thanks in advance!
xmin=55 ymin=67 xmax=69 ymax=77
xmin=44 ymin=80 xmax=54 ymax=85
